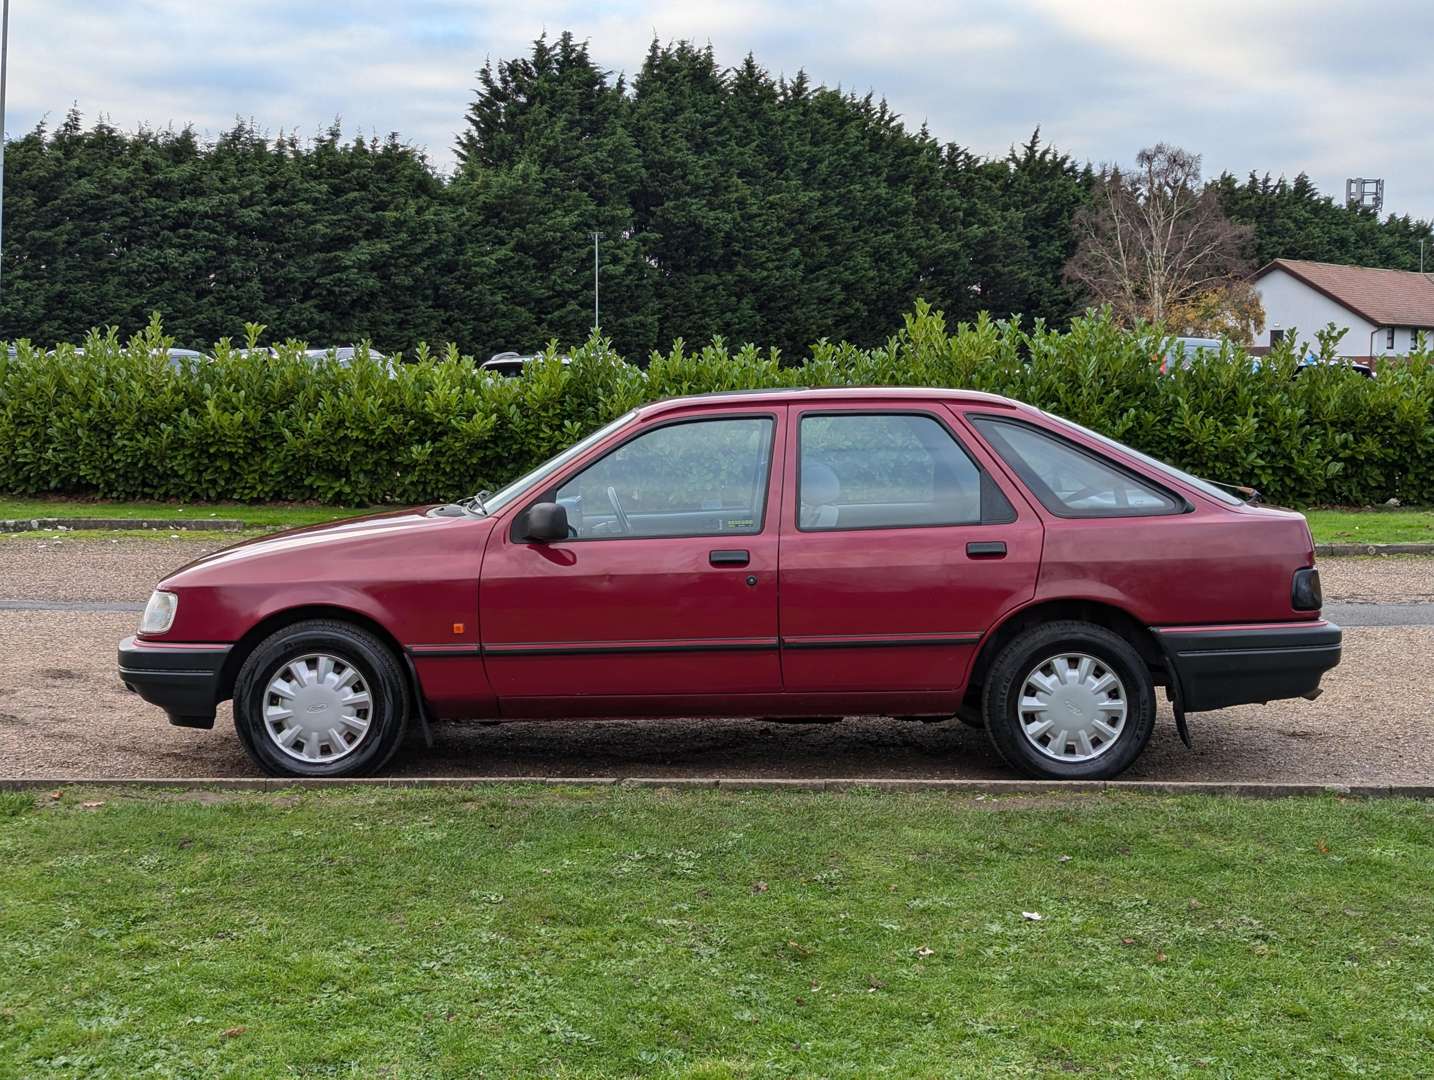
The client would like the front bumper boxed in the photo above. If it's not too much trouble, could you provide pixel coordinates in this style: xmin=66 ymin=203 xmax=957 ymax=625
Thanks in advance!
xmin=118 ymin=636 xmax=231 ymax=729
xmin=1154 ymin=620 xmax=1342 ymax=713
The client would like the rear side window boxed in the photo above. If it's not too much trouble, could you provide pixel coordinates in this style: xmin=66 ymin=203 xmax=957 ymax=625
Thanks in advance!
xmin=798 ymin=413 xmax=1014 ymax=530
xmin=972 ymin=418 xmax=1182 ymax=518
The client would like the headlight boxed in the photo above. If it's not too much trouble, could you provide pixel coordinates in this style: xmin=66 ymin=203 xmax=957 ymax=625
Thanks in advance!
xmin=139 ymin=590 xmax=178 ymax=634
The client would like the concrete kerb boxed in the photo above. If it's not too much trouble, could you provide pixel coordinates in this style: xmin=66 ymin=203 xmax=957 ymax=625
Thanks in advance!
xmin=1314 ymin=542 xmax=1434 ymax=556
xmin=2 ymin=776 xmax=1430 ymax=798
xmin=0 ymin=517 xmax=252 ymax=533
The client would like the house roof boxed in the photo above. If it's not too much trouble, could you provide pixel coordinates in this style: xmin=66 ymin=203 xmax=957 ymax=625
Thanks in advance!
xmin=1252 ymin=258 xmax=1434 ymax=328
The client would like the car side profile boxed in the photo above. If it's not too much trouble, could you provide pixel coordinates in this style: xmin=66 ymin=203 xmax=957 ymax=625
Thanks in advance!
xmin=119 ymin=388 xmax=1341 ymax=780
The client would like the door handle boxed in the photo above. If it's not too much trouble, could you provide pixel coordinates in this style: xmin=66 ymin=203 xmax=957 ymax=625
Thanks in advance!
xmin=709 ymin=549 xmax=750 ymax=567
xmin=966 ymin=541 xmax=1007 ymax=558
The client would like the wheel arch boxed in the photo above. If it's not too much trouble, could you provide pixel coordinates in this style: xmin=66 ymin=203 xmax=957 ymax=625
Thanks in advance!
xmin=962 ymin=597 xmax=1167 ymax=711
xmin=216 ymin=604 xmax=409 ymax=703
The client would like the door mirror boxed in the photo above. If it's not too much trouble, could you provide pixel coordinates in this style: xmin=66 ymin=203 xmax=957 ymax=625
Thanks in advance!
xmin=520 ymin=501 xmax=569 ymax=542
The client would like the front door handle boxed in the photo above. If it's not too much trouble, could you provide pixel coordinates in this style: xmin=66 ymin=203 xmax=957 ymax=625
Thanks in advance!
xmin=966 ymin=541 xmax=1007 ymax=558
xmin=710 ymin=549 xmax=750 ymax=567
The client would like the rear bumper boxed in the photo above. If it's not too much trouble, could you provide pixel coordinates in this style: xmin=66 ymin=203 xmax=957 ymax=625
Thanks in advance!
xmin=1154 ymin=621 xmax=1342 ymax=713
xmin=118 ymin=636 xmax=230 ymax=729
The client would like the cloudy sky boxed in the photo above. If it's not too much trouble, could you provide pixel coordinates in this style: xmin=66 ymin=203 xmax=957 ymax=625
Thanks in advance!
xmin=9 ymin=0 xmax=1434 ymax=220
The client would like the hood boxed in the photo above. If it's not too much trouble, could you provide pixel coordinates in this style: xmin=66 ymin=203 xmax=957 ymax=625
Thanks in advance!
xmin=161 ymin=506 xmax=486 ymax=584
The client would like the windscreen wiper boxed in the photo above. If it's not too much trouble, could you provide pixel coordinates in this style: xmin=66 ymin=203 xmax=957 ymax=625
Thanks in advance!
xmin=458 ymin=490 xmax=491 ymax=515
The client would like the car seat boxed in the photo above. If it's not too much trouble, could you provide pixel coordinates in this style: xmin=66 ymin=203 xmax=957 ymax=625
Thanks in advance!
xmin=800 ymin=461 xmax=841 ymax=528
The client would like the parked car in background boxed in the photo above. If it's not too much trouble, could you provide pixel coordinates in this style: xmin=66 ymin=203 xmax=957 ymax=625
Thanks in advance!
xmin=1295 ymin=356 xmax=1375 ymax=379
xmin=299 ymin=346 xmax=400 ymax=377
xmin=480 ymin=352 xmax=571 ymax=378
xmin=163 ymin=348 xmax=209 ymax=373
xmin=119 ymin=387 xmax=1339 ymax=781
xmin=1248 ymin=355 xmax=1377 ymax=379
xmin=301 ymin=346 xmax=390 ymax=366
xmin=1156 ymin=336 xmax=1224 ymax=374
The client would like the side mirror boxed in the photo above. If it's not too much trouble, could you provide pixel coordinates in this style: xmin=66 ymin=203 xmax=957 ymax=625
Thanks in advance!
xmin=520 ymin=501 xmax=569 ymax=543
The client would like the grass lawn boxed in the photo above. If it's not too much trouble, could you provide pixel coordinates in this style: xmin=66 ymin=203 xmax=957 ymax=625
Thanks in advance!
xmin=1303 ymin=507 xmax=1434 ymax=546
xmin=1 ymin=786 xmax=1430 ymax=1078
xmin=5 ymin=497 xmax=1433 ymax=548
xmin=0 ymin=497 xmax=373 ymax=530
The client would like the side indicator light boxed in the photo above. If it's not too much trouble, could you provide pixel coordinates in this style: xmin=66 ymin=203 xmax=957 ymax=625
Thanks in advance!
xmin=452 ymin=622 xmax=465 ymax=635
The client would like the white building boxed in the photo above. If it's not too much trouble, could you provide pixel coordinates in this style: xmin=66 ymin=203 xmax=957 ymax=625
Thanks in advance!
xmin=1251 ymin=258 xmax=1434 ymax=361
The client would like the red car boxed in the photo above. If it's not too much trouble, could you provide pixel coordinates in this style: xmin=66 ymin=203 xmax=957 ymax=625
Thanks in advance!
xmin=119 ymin=388 xmax=1340 ymax=780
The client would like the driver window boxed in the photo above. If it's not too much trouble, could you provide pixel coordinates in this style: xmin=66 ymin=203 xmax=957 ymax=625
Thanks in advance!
xmin=555 ymin=417 xmax=774 ymax=539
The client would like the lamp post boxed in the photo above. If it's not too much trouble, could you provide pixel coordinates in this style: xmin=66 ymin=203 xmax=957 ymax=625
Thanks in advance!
xmin=0 ymin=0 xmax=10 ymax=299
xmin=592 ymin=231 xmax=600 ymax=330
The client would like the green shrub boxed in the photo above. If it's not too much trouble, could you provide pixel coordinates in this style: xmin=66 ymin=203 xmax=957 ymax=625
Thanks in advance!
xmin=2 ymin=306 xmax=1431 ymax=507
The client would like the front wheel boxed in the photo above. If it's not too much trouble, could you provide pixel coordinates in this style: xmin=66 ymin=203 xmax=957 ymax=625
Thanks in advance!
xmin=233 ymin=619 xmax=410 ymax=778
xmin=982 ymin=620 xmax=1155 ymax=780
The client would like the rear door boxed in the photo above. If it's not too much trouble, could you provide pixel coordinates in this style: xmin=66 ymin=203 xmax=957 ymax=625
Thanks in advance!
xmin=778 ymin=405 xmax=1042 ymax=694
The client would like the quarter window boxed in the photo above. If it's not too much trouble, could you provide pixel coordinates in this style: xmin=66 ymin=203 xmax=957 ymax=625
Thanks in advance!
xmin=555 ymin=417 xmax=773 ymax=539
xmin=797 ymin=413 xmax=1011 ymax=530
xmin=973 ymin=419 xmax=1181 ymax=518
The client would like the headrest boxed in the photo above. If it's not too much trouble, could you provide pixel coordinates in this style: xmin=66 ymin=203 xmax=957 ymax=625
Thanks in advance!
xmin=802 ymin=461 xmax=840 ymax=504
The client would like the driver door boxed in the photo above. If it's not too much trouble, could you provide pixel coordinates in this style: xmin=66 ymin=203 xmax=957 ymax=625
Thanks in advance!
xmin=479 ymin=409 xmax=786 ymax=709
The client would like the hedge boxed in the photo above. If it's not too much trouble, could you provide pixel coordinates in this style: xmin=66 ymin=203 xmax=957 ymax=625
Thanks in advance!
xmin=2 ymin=306 xmax=1432 ymax=507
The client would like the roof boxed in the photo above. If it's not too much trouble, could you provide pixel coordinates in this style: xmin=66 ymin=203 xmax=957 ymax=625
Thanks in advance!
xmin=1252 ymin=258 xmax=1434 ymax=328
xmin=641 ymin=386 xmax=1024 ymax=416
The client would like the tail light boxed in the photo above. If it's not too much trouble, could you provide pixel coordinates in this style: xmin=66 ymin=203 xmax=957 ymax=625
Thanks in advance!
xmin=1292 ymin=568 xmax=1322 ymax=611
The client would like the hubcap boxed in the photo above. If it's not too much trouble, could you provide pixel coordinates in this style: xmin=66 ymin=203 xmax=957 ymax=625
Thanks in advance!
xmin=262 ymin=653 xmax=372 ymax=764
xmin=1018 ymin=652 xmax=1127 ymax=763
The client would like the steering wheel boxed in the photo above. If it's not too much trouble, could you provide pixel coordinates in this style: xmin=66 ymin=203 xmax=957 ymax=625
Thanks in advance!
xmin=605 ymin=485 xmax=632 ymax=534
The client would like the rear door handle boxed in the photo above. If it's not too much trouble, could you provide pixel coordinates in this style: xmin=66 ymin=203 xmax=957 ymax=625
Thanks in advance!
xmin=710 ymin=549 xmax=750 ymax=566
xmin=966 ymin=541 xmax=1007 ymax=558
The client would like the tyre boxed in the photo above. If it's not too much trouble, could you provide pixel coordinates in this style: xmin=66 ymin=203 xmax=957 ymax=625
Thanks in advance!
xmin=982 ymin=620 xmax=1155 ymax=780
xmin=233 ymin=619 xmax=410 ymax=778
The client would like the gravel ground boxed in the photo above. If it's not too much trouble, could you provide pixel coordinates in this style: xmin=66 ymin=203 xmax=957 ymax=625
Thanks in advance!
xmin=0 ymin=539 xmax=1429 ymax=782
xmin=0 ymin=537 xmax=230 ymax=602
xmin=0 ymin=610 xmax=1427 ymax=783
xmin=1318 ymin=555 xmax=1434 ymax=604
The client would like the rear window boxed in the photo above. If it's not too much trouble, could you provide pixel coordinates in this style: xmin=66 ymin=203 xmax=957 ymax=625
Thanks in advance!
xmin=1043 ymin=413 xmax=1245 ymax=507
xmin=972 ymin=418 xmax=1183 ymax=518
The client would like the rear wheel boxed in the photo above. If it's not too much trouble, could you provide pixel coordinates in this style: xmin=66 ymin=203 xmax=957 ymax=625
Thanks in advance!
xmin=233 ymin=619 xmax=410 ymax=778
xmin=982 ymin=620 xmax=1154 ymax=780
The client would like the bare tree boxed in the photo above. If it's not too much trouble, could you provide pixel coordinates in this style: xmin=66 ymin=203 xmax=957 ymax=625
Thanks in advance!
xmin=1064 ymin=144 xmax=1255 ymax=330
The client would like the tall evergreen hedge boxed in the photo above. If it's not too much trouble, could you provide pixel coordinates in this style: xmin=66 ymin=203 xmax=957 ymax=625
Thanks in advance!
xmin=2 ymin=305 xmax=1430 ymax=508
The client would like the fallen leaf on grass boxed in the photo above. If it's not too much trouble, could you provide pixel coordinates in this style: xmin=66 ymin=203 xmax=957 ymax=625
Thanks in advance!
xmin=1057 ymin=854 xmax=1072 ymax=863
xmin=1156 ymin=951 xmax=1168 ymax=963
xmin=221 ymin=1026 xmax=246 ymax=1039
xmin=80 ymin=801 xmax=105 ymax=810
xmin=1122 ymin=938 xmax=1136 ymax=946
xmin=1315 ymin=838 xmax=1330 ymax=855
xmin=48 ymin=791 xmax=62 ymax=801
xmin=1021 ymin=912 xmax=1042 ymax=922
xmin=1188 ymin=898 xmax=1203 ymax=910
xmin=914 ymin=945 xmax=934 ymax=957
xmin=751 ymin=880 xmax=768 ymax=894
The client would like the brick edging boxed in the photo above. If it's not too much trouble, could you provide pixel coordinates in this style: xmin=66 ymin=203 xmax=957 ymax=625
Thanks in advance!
xmin=1316 ymin=542 xmax=1434 ymax=556
xmin=2 ymin=776 xmax=1430 ymax=798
